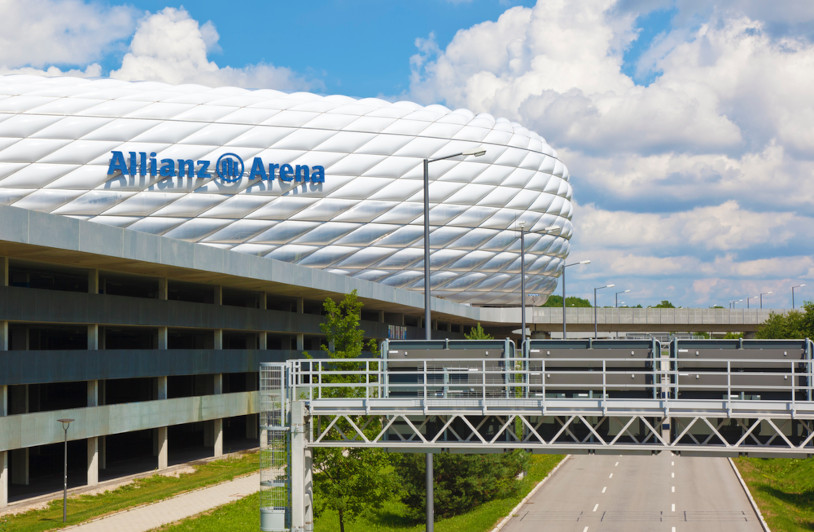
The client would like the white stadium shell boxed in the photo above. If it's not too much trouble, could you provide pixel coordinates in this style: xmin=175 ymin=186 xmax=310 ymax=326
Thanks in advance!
xmin=0 ymin=75 xmax=573 ymax=305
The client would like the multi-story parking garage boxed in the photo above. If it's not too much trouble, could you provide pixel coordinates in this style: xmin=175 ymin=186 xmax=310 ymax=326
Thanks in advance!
xmin=0 ymin=74 xmax=573 ymax=506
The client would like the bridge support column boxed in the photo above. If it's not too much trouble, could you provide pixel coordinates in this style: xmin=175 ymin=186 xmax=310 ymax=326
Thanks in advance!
xmin=290 ymin=401 xmax=313 ymax=532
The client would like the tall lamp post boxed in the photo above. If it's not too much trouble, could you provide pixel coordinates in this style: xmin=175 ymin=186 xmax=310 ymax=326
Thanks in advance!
xmin=792 ymin=284 xmax=806 ymax=309
xmin=594 ymin=284 xmax=615 ymax=338
xmin=759 ymin=291 xmax=773 ymax=309
xmin=519 ymin=223 xmax=560 ymax=345
xmin=562 ymin=260 xmax=591 ymax=339
xmin=746 ymin=295 xmax=756 ymax=309
xmin=614 ymin=289 xmax=630 ymax=339
xmin=423 ymin=148 xmax=485 ymax=342
xmin=57 ymin=418 xmax=74 ymax=523
xmin=422 ymin=147 xmax=484 ymax=532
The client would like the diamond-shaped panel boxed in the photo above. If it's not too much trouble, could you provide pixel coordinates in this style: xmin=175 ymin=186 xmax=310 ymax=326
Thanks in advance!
xmin=0 ymin=74 xmax=573 ymax=305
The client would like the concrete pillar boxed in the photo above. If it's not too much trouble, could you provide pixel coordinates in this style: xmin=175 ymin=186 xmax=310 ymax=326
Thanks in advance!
xmin=0 ymin=321 xmax=7 ymax=351
xmin=0 ymin=449 xmax=7 ymax=507
xmin=154 ymin=376 xmax=168 ymax=468
xmin=156 ymin=427 xmax=168 ymax=470
xmin=206 ymin=375 xmax=224 ymax=456
xmin=87 ymin=324 xmax=98 ymax=350
xmin=158 ymin=327 xmax=168 ymax=349
xmin=214 ymin=330 xmax=223 ymax=350
xmin=259 ymin=332 xmax=267 ymax=350
xmin=214 ymin=285 xmax=223 ymax=305
xmin=88 ymin=269 xmax=99 ymax=294
xmin=87 ymin=381 xmax=99 ymax=486
xmin=212 ymin=419 xmax=223 ymax=457
xmin=158 ymin=278 xmax=168 ymax=300
xmin=291 ymin=401 xmax=313 ymax=531
xmin=86 ymin=438 xmax=98 ymax=487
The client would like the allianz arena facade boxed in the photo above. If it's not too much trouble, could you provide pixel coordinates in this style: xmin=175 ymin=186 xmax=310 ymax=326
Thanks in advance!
xmin=0 ymin=75 xmax=573 ymax=305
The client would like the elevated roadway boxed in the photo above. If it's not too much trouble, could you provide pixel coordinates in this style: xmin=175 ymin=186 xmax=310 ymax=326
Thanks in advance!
xmin=489 ymin=307 xmax=776 ymax=337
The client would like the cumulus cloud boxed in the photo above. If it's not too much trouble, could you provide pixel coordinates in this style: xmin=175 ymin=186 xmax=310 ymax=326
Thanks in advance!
xmin=0 ymin=0 xmax=136 ymax=68
xmin=411 ymin=0 xmax=814 ymax=306
xmin=575 ymin=201 xmax=811 ymax=252
xmin=110 ymin=7 xmax=320 ymax=91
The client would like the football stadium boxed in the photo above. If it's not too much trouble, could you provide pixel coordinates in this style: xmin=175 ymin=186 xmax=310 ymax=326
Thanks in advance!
xmin=0 ymin=74 xmax=572 ymax=505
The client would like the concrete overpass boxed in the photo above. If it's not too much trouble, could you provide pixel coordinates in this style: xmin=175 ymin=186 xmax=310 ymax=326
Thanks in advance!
xmin=483 ymin=307 xmax=776 ymax=338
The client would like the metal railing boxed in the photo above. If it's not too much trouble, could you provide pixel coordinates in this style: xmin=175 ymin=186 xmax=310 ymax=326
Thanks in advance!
xmin=288 ymin=356 xmax=814 ymax=409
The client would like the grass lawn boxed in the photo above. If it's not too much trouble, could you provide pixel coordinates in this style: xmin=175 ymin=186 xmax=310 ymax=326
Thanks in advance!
xmin=157 ymin=454 xmax=564 ymax=532
xmin=0 ymin=450 xmax=259 ymax=532
xmin=734 ymin=456 xmax=814 ymax=532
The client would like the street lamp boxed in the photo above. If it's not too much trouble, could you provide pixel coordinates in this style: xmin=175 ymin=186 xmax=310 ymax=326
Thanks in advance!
xmin=615 ymin=289 xmax=630 ymax=308
xmin=759 ymin=291 xmax=773 ymax=309
xmin=746 ymin=295 xmax=756 ymax=309
xmin=58 ymin=418 xmax=74 ymax=523
xmin=792 ymin=284 xmax=806 ymax=309
xmin=594 ymin=284 xmax=615 ymax=338
xmin=519 ymin=223 xmax=560 ymax=345
xmin=422 ymin=147 xmax=484 ymax=532
xmin=614 ymin=290 xmax=630 ymax=339
xmin=423 ymin=147 xmax=485 ymax=342
xmin=729 ymin=299 xmax=743 ymax=309
xmin=562 ymin=260 xmax=590 ymax=339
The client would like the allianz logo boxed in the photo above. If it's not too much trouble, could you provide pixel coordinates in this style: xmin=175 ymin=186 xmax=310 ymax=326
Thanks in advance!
xmin=107 ymin=151 xmax=326 ymax=183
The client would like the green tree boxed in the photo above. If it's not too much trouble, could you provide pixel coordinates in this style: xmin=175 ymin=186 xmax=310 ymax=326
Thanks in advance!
xmin=398 ymin=320 xmax=529 ymax=522
xmin=465 ymin=322 xmax=493 ymax=339
xmin=311 ymin=290 xmax=397 ymax=532
xmin=542 ymin=295 xmax=592 ymax=307
xmin=395 ymin=451 xmax=530 ymax=520
xmin=652 ymin=300 xmax=676 ymax=308
xmin=756 ymin=303 xmax=814 ymax=339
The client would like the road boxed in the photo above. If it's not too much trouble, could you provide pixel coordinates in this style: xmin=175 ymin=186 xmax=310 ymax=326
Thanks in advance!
xmin=500 ymin=453 xmax=763 ymax=532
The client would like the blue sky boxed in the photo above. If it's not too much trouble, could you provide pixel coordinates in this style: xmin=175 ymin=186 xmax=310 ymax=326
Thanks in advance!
xmin=1 ymin=0 xmax=813 ymax=309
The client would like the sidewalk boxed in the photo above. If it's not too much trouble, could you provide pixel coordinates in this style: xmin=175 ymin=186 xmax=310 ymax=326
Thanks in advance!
xmin=65 ymin=473 xmax=260 ymax=532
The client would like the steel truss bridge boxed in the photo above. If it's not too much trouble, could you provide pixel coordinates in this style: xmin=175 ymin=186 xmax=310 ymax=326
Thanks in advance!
xmin=259 ymin=338 xmax=814 ymax=531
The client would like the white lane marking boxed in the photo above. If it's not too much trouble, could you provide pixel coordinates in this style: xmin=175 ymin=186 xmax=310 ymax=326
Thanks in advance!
xmin=671 ymin=472 xmax=675 ymax=479
xmin=614 ymin=461 xmax=619 ymax=467
xmin=602 ymin=486 xmax=607 ymax=494
xmin=593 ymin=503 xmax=599 ymax=512
xmin=672 ymin=503 xmax=676 ymax=512
xmin=583 ymin=527 xmax=589 ymax=532
xmin=672 ymin=528 xmax=676 ymax=532
xmin=671 ymin=461 xmax=675 ymax=466
xmin=609 ymin=473 xmax=613 ymax=479
xmin=672 ymin=485 xmax=675 ymax=493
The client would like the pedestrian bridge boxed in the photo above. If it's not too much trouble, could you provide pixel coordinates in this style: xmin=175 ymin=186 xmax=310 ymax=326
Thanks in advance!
xmin=258 ymin=338 xmax=814 ymax=530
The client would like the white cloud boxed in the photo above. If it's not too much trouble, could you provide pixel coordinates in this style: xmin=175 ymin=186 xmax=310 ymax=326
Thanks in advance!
xmin=575 ymin=201 xmax=809 ymax=252
xmin=410 ymin=0 xmax=814 ymax=305
xmin=111 ymin=7 xmax=319 ymax=91
xmin=0 ymin=64 xmax=102 ymax=78
xmin=0 ymin=0 xmax=137 ymax=68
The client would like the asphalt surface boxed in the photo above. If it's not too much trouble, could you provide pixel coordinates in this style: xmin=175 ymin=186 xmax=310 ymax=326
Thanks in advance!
xmin=501 ymin=453 xmax=763 ymax=532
